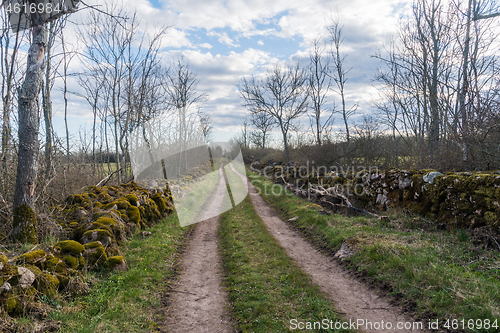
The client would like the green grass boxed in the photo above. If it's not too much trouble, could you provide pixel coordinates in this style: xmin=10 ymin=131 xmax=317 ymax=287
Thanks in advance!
xmin=52 ymin=214 xmax=191 ymax=332
xmin=249 ymin=172 xmax=500 ymax=332
xmin=219 ymin=196 xmax=352 ymax=332
xmin=223 ymin=162 xmax=247 ymax=206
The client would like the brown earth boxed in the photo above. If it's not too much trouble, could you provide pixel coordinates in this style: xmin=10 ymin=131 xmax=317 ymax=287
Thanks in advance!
xmin=228 ymin=162 xmax=426 ymax=333
xmin=161 ymin=167 xmax=234 ymax=333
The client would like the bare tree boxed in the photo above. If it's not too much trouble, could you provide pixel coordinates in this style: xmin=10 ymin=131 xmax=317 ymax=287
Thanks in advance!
xmin=164 ymin=58 xmax=207 ymax=174
xmin=240 ymin=119 xmax=249 ymax=149
xmin=374 ymin=0 xmax=500 ymax=169
xmin=239 ymin=62 xmax=309 ymax=160
xmin=250 ymin=110 xmax=274 ymax=149
xmin=13 ymin=0 xmax=81 ymax=243
xmin=327 ymin=19 xmax=357 ymax=147
xmin=1 ymin=7 xmax=26 ymax=173
xmin=308 ymin=38 xmax=334 ymax=146
xmin=199 ymin=111 xmax=214 ymax=143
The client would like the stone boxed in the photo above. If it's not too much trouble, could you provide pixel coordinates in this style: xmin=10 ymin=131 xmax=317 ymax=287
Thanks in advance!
xmin=423 ymin=171 xmax=443 ymax=184
xmin=18 ymin=266 xmax=36 ymax=288
xmin=0 ymin=282 xmax=11 ymax=293
xmin=334 ymin=242 xmax=356 ymax=260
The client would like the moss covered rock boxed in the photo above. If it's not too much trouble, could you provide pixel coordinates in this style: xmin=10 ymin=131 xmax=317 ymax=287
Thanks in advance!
xmin=83 ymin=241 xmax=108 ymax=268
xmin=44 ymin=256 xmax=66 ymax=274
xmin=126 ymin=194 xmax=139 ymax=206
xmin=0 ymin=255 xmax=8 ymax=271
xmin=34 ymin=272 xmax=59 ymax=296
xmin=106 ymin=256 xmax=127 ymax=271
xmin=3 ymin=288 xmax=22 ymax=315
xmin=53 ymin=240 xmax=85 ymax=256
xmin=81 ymin=228 xmax=114 ymax=247
xmin=127 ymin=205 xmax=141 ymax=224
xmin=151 ymin=193 xmax=167 ymax=214
xmin=14 ymin=250 xmax=46 ymax=267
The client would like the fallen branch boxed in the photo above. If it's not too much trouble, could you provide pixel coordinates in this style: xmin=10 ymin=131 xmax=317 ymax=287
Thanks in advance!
xmin=490 ymin=235 xmax=500 ymax=251
xmin=96 ymin=168 xmax=123 ymax=187
xmin=280 ymin=176 xmax=382 ymax=218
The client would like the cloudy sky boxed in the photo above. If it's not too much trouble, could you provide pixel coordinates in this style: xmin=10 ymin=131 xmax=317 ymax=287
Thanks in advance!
xmin=46 ymin=0 xmax=414 ymax=145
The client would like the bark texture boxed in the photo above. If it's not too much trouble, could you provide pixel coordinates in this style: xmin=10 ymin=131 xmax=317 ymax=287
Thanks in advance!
xmin=12 ymin=24 xmax=48 ymax=243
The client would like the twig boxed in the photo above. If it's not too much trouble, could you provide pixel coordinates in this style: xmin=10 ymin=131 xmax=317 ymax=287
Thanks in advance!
xmin=489 ymin=235 xmax=500 ymax=251
xmin=96 ymin=168 xmax=123 ymax=187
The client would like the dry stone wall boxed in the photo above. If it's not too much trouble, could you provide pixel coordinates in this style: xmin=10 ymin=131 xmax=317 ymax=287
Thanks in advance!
xmin=250 ymin=159 xmax=500 ymax=231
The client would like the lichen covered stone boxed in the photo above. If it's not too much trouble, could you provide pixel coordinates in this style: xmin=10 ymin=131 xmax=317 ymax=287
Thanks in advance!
xmin=14 ymin=250 xmax=46 ymax=267
xmin=53 ymin=240 xmax=85 ymax=256
xmin=106 ymin=256 xmax=127 ymax=271
xmin=127 ymin=205 xmax=141 ymax=224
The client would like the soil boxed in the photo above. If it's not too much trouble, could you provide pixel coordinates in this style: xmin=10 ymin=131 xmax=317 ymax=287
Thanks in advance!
xmin=161 ymin=163 xmax=427 ymax=332
xmin=161 ymin=167 xmax=234 ymax=333
xmin=227 ymin=163 xmax=425 ymax=333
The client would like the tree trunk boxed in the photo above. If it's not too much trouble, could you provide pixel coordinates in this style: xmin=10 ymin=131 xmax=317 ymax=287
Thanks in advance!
xmin=13 ymin=24 xmax=48 ymax=243
xmin=43 ymin=27 xmax=53 ymax=178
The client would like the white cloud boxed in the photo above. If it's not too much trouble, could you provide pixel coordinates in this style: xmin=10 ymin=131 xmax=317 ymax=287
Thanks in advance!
xmin=257 ymin=40 xmax=264 ymax=45
xmin=207 ymin=31 xmax=240 ymax=47
xmin=164 ymin=28 xmax=193 ymax=48
xmin=198 ymin=42 xmax=213 ymax=49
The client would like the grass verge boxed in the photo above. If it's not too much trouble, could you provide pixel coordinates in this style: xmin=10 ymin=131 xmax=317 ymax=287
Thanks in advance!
xmin=51 ymin=213 xmax=190 ymax=332
xmin=219 ymin=195 xmax=352 ymax=332
xmin=250 ymin=172 xmax=500 ymax=332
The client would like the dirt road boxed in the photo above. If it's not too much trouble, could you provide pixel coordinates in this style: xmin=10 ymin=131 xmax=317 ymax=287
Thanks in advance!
xmin=228 ymin=163 xmax=424 ymax=333
xmin=162 ymin=167 xmax=234 ymax=333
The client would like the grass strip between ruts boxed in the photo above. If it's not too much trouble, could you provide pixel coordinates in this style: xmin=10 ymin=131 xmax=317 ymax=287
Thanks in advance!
xmin=249 ymin=171 xmax=500 ymax=333
xmin=219 ymin=195 xmax=352 ymax=332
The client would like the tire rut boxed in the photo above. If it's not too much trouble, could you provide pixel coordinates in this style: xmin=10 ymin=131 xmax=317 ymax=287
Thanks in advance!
xmin=161 ymin=167 xmax=234 ymax=333
xmin=228 ymin=163 xmax=425 ymax=333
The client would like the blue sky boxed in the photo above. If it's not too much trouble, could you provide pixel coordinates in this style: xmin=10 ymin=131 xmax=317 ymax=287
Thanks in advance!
xmin=47 ymin=0 xmax=413 ymax=145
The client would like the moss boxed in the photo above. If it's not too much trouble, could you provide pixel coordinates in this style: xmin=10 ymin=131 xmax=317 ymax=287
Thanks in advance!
xmin=0 ymin=255 xmax=7 ymax=270
xmin=94 ymin=202 xmax=103 ymax=209
xmin=54 ymin=273 xmax=69 ymax=290
xmin=84 ymin=241 xmax=108 ymax=267
xmin=15 ymin=249 xmax=47 ymax=266
xmin=95 ymin=216 xmax=127 ymax=243
xmin=62 ymin=255 xmax=79 ymax=269
xmin=81 ymin=228 xmax=114 ymax=247
xmin=97 ymin=192 xmax=112 ymax=204
xmin=151 ymin=193 xmax=167 ymax=214
xmin=0 ymin=264 xmax=17 ymax=285
xmin=12 ymin=204 xmax=38 ymax=244
xmin=484 ymin=211 xmax=499 ymax=227
xmin=35 ymin=272 xmax=59 ymax=296
xmin=112 ymin=198 xmax=130 ymax=210
xmin=4 ymin=289 xmax=22 ymax=315
xmin=44 ymin=256 xmax=66 ymax=273
xmin=89 ymin=222 xmax=113 ymax=234
xmin=66 ymin=194 xmax=84 ymax=205
xmin=103 ymin=202 xmax=118 ymax=210
xmin=126 ymin=194 xmax=139 ymax=206
xmin=54 ymin=240 xmax=85 ymax=256
xmin=106 ymin=256 xmax=127 ymax=271
xmin=127 ymin=206 xmax=141 ymax=224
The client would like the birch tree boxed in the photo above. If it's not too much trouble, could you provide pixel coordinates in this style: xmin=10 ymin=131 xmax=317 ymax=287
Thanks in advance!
xmin=12 ymin=0 xmax=80 ymax=243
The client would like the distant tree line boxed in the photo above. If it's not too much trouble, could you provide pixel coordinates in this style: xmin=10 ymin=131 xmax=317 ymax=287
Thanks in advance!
xmin=239 ymin=0 xmax=500 ymax=171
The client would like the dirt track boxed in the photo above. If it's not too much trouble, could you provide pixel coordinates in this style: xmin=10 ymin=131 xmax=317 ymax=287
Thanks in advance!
xmin=227 ymin=163 xmax=424 ymax=333
xmin=162 ymin=167 xmax=233 ymax=333
xmin=163 ymin=163 xmax=425 ymax=332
